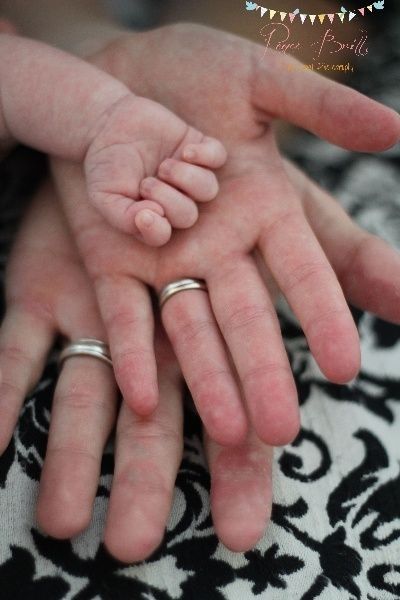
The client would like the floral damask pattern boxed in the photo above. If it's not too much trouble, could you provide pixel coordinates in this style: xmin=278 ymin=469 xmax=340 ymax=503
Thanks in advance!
xmin=0 ymin=6 xmax=399 ymax=600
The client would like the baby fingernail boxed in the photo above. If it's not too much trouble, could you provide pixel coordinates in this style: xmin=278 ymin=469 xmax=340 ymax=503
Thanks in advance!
xmin=138 ymin=210 xmax=154 ymax=228
xmin=141 ymin=177 xmax=156 ymax=193
xmin=159 ymin=159 xmax=173 ymax=176
xmin=184 ymin=147 xmax=196 ymax=161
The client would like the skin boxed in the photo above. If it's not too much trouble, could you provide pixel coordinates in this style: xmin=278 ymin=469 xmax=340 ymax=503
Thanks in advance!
xmin=51 ymin=24 xmax=400 ymax=441
xmin=2 ymin=23 xmax=400 ymax=564
xmin=3 ymin=158 xmax=400 ymax=564
xmin=0 ymin=32 xmax=227 ymax=245
xmin=0 ymin=183 xmax=273 ymax=560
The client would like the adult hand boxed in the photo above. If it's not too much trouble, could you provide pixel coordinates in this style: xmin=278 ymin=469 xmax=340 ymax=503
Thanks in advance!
xmin=0 ymin=182 xmax=273 ymax=561
xmin=52 ymin=24 xmax=400 ymax=448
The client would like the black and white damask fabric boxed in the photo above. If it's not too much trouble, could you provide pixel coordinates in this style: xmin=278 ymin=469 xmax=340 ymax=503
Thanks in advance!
xmin=0 ymin=12 xmax=400 ymax=600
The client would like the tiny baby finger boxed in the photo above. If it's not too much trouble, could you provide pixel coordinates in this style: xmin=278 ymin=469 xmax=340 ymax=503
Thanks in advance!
xmin=183 ymin=137 xmax=227 ymax=169
xmin=158 ymin=159 xmax=219 ymax=202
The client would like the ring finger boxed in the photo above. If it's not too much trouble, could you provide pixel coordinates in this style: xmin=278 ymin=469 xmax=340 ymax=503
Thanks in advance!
xmin=36 ymin=295 xmax=118 ymax=539
xmin=37 ymin=353 xmax=117 ymax=538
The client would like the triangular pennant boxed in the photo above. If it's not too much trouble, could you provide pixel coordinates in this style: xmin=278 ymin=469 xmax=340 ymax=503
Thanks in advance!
xmin=269 ymin=9 xmax=276 ymax=18
xmin=280 ymin=11 xmax=287 ymax=21
xmin=309 ymin=14 xmax=316 ymax=23
xmin=349 ymin=11 xmax=356 ymax=20
xmin=260 ymin=6 xmax=267 ymax=16
xmin=300 ymin=13 xmax=307 ymax=23
xmin=367 ymin=4 xmax=373 ymax=10
xmin=318 ymin=14 xmax=326 ymax=23
xmin=337 ymin=12 xmax=345 ymax=21
xmin=328 ymin=13 xmax=335 ymax=22
xmin=289 ymin=12 xmax=296 ymax=21
xmin=358 ymin=7 xmax=365 ymax=14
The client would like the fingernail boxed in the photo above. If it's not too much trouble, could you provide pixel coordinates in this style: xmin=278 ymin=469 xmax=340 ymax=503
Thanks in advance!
xmin=138 ymin=210 xmax=154 ymax=228
xmin=159 ymin=159 xmax=173 ymax=176
xmin=184 ymin=147 xmax=196 ymax=161
xmin=141 ymin=177 xmax=156 ymax=194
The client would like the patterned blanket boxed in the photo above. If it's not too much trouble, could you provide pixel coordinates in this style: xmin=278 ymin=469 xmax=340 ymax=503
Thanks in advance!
xmin=0 ymin=6 xmax=399 ymax=599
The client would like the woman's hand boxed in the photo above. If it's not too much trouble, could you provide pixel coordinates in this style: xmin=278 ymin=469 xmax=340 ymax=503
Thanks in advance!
xmin=0 ymin=182 xmax=273 ymax=561
xmin=53 ymin=133 xmax=400 ymax=454
xmin=51 ymin=23 xmax=398 ymax=450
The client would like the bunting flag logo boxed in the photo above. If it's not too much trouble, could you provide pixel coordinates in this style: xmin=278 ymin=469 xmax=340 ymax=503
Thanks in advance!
xmin=245 ymin=0 xmax=384 ymax=23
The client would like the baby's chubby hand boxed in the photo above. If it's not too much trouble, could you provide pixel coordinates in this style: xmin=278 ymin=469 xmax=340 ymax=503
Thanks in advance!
xmin=0 ymin=32 xmax=226 ymax=247
xmin=84 ymin=94 xmax=227 ymax=246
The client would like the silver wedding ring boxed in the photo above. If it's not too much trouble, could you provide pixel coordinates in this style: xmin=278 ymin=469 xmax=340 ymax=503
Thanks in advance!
xmin=159 ymin=278 xmax=208 ymax=309
xmin=59 ymin=338 xmax=112 ymax=368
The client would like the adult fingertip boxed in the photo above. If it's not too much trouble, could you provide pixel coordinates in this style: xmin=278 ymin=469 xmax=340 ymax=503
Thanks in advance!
xmin=262 ymin=419 xmax=301 ymax=447
xmin=254 ymin=403 xmax=301 ymax=447
xmin=36 ymin=501 xmax=92 ymax=540
xmin=212 ymin=498 xmax=270 ymax=553
xmin=104 ymin=521 xmax=165 ymax=565
xmin=364 ymin=107 xmax=400 ymax=152
xmin=217 ymin=523 xmax=266 ymax=554
xmin=119 ymin=373 xmax=159 ymax=417
xmin=207 ymin=414 xmax=249 ymax=448
xmin=322 ymin=357 xmax=361 ymax=385
xmin=127 ymin=393 xmax=159 ymax=418
xmin=318 ymin=327 xmax=361 ymax=384
xmin=346 ymin=100 xmax=400 ymax=152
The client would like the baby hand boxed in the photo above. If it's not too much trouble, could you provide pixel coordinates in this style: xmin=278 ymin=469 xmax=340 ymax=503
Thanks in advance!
xmin=84 ymin=94 xmax=227 ymax=246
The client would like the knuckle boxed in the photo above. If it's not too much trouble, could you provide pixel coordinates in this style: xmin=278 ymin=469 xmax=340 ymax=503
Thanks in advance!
xmin=118 ymin=418 xmax=181 ymax=449
xmin=12 ymin=298 xmax=54 ymax=325
xmin=190 ymin=366 xmax=232 ymax=399
xmin=260 ymin=209 xmax=298 ymax=244
xmin=169 ymin=316 xmax=214 ymax=348
xmin=220 ymin=303 xmax=272 ymax=336
xmin=0 ymin=378 xmax=25 ymax=399
xmin=114 ymin=464 xmax=171 ymax=497
xmin=305 ymin=306 xmax=350 ymax=337
xmin=46 ymin=444 xmax=98 ymax=465
xmin=113 ymin=347 xmax=154 ymax=379
xmin=55 ymin=386 xmax=111 ymax=414
xmin=242 ymin=362 xmax=292 ymax=388
xmin=0 ymin=345 xmax=32 ymax=368
xmin=103 ymin=307 xmax=144 ymax=332
xmin=284 ymin=261 xmax=331 ymax=294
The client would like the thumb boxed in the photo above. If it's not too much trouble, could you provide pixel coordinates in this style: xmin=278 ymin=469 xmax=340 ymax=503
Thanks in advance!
xmin=252 ymin=46 xmax=400 ymax=152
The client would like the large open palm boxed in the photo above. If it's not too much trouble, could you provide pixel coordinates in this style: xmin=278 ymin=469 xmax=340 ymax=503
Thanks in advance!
xmin=52 ymin=23 xmax=400 ymax=447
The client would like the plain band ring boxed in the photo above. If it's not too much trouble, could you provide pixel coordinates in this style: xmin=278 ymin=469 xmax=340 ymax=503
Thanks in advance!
xmin=59 ymin=338 xmax=113 ymax=368
xmin=159 ymin=278 xmax=208 ymax=309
